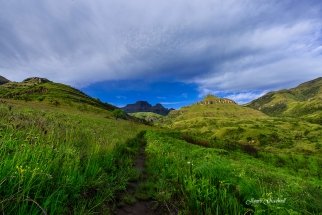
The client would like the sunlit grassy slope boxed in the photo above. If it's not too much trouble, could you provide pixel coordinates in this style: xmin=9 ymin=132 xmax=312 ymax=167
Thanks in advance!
xmin=162 ymin=94 xmax=322 ymax=155
xmin=0 ymin=78 xmax=149 ymax=214
xmin=143 ymin=130 xmax=321 ymax=214
xmin=151 ymin=94 xmax=322 ymax=214
xmin=247 ymin=77 xmax=322 ymax=123
xmin=162 ymin=95 xmax=267 ymax=136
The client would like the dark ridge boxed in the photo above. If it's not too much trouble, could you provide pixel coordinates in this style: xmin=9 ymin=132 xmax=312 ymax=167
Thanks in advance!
xmin=122 ymin=101 xmax=171 ymax=116
xmin=0 ymin=76 xmax=10 ymax=85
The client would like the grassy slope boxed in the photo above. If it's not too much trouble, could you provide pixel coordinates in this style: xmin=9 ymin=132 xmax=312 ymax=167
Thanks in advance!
xmin=1 ymin=77 xmax=322 ymax=214
xmin=151 ymin=96 xmax=322 ymax=214
xmin=247 ymin=77 xmax=322 ymax=123
xmin=163 ymin=101 xmax=267 ymax=138
xmin=0 ymin=80 xmax=149 ymax=214
xmin=0 ymin=79 xmax=116 ymax=111
xmin=144 ymin=131 xmax=321 ymax=214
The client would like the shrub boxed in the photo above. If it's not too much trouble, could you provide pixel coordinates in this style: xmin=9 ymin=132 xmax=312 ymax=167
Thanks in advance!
xmin=37 ymin=96 xmax=45 ymax=102
xmin=112 ymin=109 xmax=127 ymax=119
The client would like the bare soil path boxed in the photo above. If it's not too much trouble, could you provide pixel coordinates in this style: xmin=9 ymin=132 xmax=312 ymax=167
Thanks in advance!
xmin=115 ymin=144 xmax=157 ymax=215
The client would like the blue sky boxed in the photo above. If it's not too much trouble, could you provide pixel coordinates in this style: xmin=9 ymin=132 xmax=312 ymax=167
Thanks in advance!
xmin=82 ymin=80 xmax=199 ymax=109
xmin=1 ymin=0 xmax=322 ymax=108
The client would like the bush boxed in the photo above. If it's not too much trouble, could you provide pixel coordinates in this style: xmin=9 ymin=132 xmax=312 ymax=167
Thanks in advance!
xmin=37 ymin=96 xmax=45 ymax=102
xmin=112 ymin=109 xmax=127 ymax=119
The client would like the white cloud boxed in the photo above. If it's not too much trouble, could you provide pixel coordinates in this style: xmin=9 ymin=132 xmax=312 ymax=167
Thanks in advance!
xmin=225 ymin=91 xmax=269 ymax=104
xmin=0 ymin=0 xmax=321 ymax=94
xmin=198 ymin=88 xmax=268 ymax=104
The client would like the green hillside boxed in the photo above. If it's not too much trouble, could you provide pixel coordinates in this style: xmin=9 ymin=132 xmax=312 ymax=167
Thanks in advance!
xmin=0 ymin=77 xmax=115 ymax=111
xmin=0 ymin=77 xmax=150 ymax=214
xmin=163 ymin=95 xmax=267 ymax=137
xmin=152 ymin=94 xmax=322 ymax=214
xmin=168 ymin=94 xmax=265 ymax=120
xmin=247 ymin=77 xmax=322 ymax=123
xmin=162 ymin=94 xmax=321 ymax=150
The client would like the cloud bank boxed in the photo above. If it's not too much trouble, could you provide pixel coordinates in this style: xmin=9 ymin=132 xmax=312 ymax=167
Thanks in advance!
xmin=0 ymin=0 xmax=322 ymax=100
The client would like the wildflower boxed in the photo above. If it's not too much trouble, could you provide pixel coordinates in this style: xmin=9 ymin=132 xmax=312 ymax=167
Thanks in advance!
xmin=16 ymin=165 xmax=25 ymax=176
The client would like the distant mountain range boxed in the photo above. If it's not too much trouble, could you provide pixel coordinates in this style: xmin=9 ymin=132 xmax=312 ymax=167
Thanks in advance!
xmin=122 ymin=101 xmax=173 ymax=116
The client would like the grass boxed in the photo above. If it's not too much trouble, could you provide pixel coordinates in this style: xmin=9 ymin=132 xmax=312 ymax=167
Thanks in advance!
xmin=247 ymin=77 xmax=322 ymax=120
xmin=150 ymin=94 xmax=322 ymax=214
xmin=0 ymin=77 xmax=321 ymax=214
xmin=0 ymin=101 xmax=148 ymax=214
xmin=142 ymin=130 xmax=322 ymax=214
xmin=129 ymin=112 xmax=164 ymax=124
xmin=0 ymin=79 xmax=115 ymax=111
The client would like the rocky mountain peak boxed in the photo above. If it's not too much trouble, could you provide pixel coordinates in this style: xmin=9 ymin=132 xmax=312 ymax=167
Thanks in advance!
xmin=23 ymin=77 xmax=51 ymax=84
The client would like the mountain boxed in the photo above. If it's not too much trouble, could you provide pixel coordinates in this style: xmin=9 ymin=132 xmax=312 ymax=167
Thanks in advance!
xmin=0 ymin=76 xmax=116 ymax=111
xmin=0 ymin=75 xmax=10 ymax=85
xmin=247 ymin=77 xmax=322 ymax=123
xmin=122 ymin=101 xmax=172 ymax=115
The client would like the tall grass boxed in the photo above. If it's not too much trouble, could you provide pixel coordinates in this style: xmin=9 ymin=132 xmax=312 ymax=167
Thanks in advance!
xmin=0 ymin=104 xmax=146 ymax=214
xmin=144 ymin=131 xmax=322 ymax=214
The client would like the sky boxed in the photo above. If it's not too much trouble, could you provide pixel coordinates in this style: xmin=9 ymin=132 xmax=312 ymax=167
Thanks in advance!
xmin=1 ymin=0 xmax=322 ymax=108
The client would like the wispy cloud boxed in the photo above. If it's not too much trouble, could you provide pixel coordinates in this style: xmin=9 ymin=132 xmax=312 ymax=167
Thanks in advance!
xmin=225 ymin=91 xmax=269 ymax=104
xmin=198 ymin=88 xmax=269 ymax=104
xmin=160 ymin=101 xmax=185 ymax=105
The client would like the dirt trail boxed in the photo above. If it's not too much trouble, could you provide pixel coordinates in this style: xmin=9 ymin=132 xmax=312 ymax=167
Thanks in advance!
xmin=115 ymin=145 xmax=157 ymax=215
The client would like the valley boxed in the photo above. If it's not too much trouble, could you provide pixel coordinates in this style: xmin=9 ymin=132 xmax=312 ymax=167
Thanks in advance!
xmin=0 ymin=76 xmax=321 ymax=214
